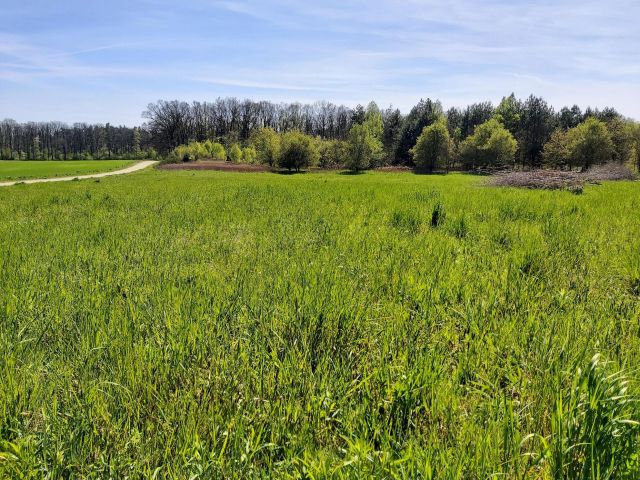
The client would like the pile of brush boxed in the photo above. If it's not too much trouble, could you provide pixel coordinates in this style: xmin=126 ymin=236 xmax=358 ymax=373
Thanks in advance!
xmin=490 ymin=163 xmax=636 ymax=191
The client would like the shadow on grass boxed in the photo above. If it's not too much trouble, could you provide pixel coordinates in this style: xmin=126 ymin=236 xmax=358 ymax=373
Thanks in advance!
xmin=411 ymin=169 xmax=451 ymax=176
xmin=274 ymin=169 xmax=308 ymax=175
xmin=373 ymin=165 xmax=452 ymax=175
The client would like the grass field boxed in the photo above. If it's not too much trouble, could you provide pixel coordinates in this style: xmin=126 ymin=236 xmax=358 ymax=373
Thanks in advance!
xmin=0 ymin=160 xmax=136 ymax=181
xmin=1 ymin=170 xmax=639 ymax=478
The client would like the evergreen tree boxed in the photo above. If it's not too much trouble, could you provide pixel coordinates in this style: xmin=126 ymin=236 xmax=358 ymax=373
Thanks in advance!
xmin=394 ymin=99 xmax=443 ymax=165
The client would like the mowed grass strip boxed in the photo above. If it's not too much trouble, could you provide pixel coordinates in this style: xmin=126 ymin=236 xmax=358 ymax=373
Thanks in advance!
xmin=0 ymin=160 xmax=136 ymax=181
xmin=0 ymin=170 xmax=639 ymax=478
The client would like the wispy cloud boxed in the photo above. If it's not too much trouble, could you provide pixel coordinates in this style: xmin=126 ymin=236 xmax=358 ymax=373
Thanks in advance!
xmin=0 ymin=34 xmax=159 ymax=81
xmin=191 ymin=76 xmax=324 ymax=92
xmin=1 ymin=0 xmax=638 ymax=124
xmin=46 ymin=42 xmax=154 ymax=58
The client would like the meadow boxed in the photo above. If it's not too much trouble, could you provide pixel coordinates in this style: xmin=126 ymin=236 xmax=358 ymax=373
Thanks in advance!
xmin=0 ymin=169 xmax=639 ymax=478
xmin=0 ymin=160 xmax=135 ymax=181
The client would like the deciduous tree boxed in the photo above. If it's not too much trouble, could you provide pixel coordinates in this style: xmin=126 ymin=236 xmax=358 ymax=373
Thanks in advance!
xmin=460 ymin=119 xmax=517 ymax=169
xmin=494 ymin=94 xmax=522 ymax=135
xmin=251 ymin=127 xmax=281 ymax=166
xmin=567 ymin=118 xmax=614 ymax=169
xmin=543 ymin=129 xmax=572 ymax=169
xmin=410 ymin=118 xmax=452 ymax=172
xmin=346 ymin=123 xmax=382 ymax=172
xmin=279 ymin=131 xmax=319 ymax=171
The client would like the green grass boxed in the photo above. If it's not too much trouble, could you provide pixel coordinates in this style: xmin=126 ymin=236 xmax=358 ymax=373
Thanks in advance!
xmin=0 ymin=160 xmax=136 ymax=181
xmin=0 ymin=170 xmax=639 ymax=478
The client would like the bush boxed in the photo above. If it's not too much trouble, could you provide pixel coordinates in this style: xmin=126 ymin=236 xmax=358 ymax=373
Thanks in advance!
xmin=0 ymin=148 xmax=12 ymax=160
xmin=172 ymin=145 xmax=192 ymax=162
xmin=188 ymin=141 xmax=208 ymax=160
xmin=170 ymin=141 xmax=212 ymax=162
xmin=229 ymin=144 xmax=243 ymax=163
xmin=242 ymin=146 xmax=257 ymax=164
xmin=205 ymin=141 xmax=226 ymax=161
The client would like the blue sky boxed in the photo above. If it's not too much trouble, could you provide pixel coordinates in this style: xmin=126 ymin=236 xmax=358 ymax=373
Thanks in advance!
xmin=1 ymin=0 xmax=639 ymax=125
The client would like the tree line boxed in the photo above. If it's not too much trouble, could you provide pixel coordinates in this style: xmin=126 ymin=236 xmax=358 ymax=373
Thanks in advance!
xmin=0 ymin=120 xmax=156 ymax=160
xmin=142 ymin=99 xmax=355 ymax=153
xmin=158 ymin=95 xmax=640 ymax=173
xmin=2 ymin=94 xmax=638 ymax=171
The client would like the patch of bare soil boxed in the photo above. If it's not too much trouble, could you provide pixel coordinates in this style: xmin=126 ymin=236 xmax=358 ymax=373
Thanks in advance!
xmin=159 ymin=161 xmax=270 ymax=173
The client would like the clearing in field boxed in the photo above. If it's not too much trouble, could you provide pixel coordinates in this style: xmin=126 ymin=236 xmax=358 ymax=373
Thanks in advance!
xmin=0 ymin=169 xmax=639 ymax=478
xmin=0 ymin=160 xmax=136 ymax=181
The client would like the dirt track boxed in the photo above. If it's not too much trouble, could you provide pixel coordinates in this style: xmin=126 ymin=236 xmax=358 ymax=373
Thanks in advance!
xmin=0 ymin=161 xmax=158 ymax=187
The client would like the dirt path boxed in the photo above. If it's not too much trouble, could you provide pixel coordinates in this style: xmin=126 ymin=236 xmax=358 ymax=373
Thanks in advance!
xmin=0 ymin=161 xmax=158 ymax=187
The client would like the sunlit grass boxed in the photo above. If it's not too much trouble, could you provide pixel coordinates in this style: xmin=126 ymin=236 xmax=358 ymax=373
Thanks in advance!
xmin=0 ymin=170 xmax=638 ymax=478
xmin=0 ymin=160 xmax=136 ymax=181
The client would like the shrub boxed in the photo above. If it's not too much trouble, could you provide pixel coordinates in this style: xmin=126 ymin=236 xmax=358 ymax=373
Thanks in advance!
xmin=205 ymin=141 xmax=226 ymax=161
xmin=174 ymin=144 xmax=193 ymax=162
xmin=242 ymin=146 xmax=257 ymax=164
xmin=0 ymin=147 xmax=12 ymax=160
xmin=229 ymin=144 xmax=243 ymax=163
xmin=145 ymin=148 xmax=158 ymax=160
xmin=583 ymin=162 xmax=636 ymax=182
xmin=188 ymin=141 xmax=208 ymax=160
xmin=170 ymin=141 xmax=212 ymax=162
